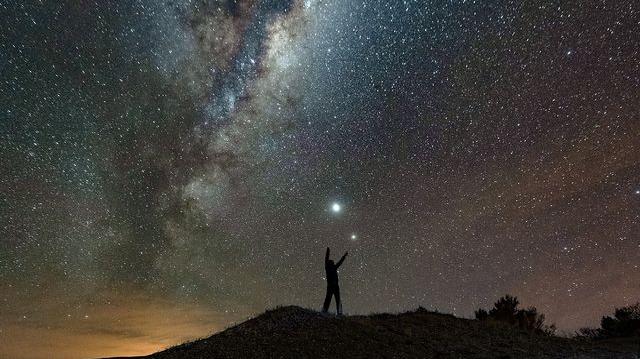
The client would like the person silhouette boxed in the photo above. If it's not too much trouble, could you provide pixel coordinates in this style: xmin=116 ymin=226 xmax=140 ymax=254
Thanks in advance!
xmin=322 ymin=247 xmax=348 ymax=315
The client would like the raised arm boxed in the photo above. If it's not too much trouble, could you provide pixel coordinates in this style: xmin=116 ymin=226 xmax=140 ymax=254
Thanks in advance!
xmin=336 ymin=252 xmax=348 ymax=268
xmin=325 ymin=247 xmax=330 ymax=263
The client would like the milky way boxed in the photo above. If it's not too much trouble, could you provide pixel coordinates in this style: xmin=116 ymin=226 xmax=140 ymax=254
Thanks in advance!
xmin=1 ymin=1 xmax=639 ymax=358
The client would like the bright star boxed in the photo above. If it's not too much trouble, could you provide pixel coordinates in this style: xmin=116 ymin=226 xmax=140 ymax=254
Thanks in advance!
xmin=350 ymin=234 xmax=357 ymax=241
xmin=635 ymin=189 xmax=640 ymax=195
xmin=331 ymin=202 xmax=342 ymax=213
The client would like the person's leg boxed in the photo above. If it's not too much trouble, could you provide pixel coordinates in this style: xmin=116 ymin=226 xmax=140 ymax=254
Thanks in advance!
xmin=322 ymin=286 xmax=332 ymax=313
xmin=335 ymin=285 xmax=342 ymax=315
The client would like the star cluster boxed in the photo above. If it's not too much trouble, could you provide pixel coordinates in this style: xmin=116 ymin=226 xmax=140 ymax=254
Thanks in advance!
xmin=1 ymin=1 xmax=639 ymax=358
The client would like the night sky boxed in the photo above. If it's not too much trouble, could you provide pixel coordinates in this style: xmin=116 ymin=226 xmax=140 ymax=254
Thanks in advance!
xmin=1 ymin=1 xmax=639 ymax=358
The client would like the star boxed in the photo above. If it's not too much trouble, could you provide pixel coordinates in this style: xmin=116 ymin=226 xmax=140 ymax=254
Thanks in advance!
xmin=331 ymin=202 xmax=342 ymax=213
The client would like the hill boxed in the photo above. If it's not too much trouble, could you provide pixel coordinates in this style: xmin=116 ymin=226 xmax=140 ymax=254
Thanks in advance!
xmin=106 ymin=306 xmax=638 ymax=358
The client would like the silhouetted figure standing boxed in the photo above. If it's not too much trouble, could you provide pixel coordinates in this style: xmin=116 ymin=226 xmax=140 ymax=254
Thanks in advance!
xmin=322 ymin=247 xmax=348 ymax=315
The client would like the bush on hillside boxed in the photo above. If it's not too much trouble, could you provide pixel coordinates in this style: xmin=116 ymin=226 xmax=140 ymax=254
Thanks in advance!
xmin=475 ymin=294 xmax=556 ymax=335
xmin=578 ymin=303 xmax=640 ymax=339
xmin=474 ymin=308 xmax=488 ymax=321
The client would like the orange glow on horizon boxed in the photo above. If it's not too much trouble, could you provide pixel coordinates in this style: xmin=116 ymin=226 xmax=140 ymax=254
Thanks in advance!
xmin=0 ymin=293 xmax=244 ymax=359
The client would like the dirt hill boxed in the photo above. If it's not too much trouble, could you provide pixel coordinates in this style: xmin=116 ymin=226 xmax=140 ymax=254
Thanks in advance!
xmin=106 ymin=306 xmax=639 ymax=358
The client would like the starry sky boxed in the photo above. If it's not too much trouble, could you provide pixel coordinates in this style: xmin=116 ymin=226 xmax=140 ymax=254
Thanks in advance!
xmin=1 ymin=1 xmax=639 ymax=358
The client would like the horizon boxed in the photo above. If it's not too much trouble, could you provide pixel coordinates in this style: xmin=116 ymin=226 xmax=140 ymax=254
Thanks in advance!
xmin=1 ymin=1 xmax=639 ymax=358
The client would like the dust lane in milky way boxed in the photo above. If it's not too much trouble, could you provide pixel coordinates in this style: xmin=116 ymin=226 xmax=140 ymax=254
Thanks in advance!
xmin=1 ymin=0 xmax=639 ymax=358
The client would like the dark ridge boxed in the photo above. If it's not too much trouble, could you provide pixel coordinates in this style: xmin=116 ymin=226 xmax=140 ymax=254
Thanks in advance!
xmin=102 ymin=306 xmax=638 ymax=359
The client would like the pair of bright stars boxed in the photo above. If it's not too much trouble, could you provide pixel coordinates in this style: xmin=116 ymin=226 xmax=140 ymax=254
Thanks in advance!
xmin=330 ymin=202 xmax=358 ymax=241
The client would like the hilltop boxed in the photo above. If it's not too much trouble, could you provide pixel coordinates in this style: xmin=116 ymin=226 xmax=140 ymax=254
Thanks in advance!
xmin=105 ymin=306 xmax=638 ymax=358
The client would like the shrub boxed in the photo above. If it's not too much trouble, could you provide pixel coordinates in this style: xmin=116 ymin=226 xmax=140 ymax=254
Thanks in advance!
xmin=474 ymin=308 xmax=488 ymax=321
xmin=476 ymin=295 xmax=556 ymax=335
xmin=580 ymin=303 xmax=640 ymax=339
xmin=489 ymin=294 xmax=519 ymax=325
